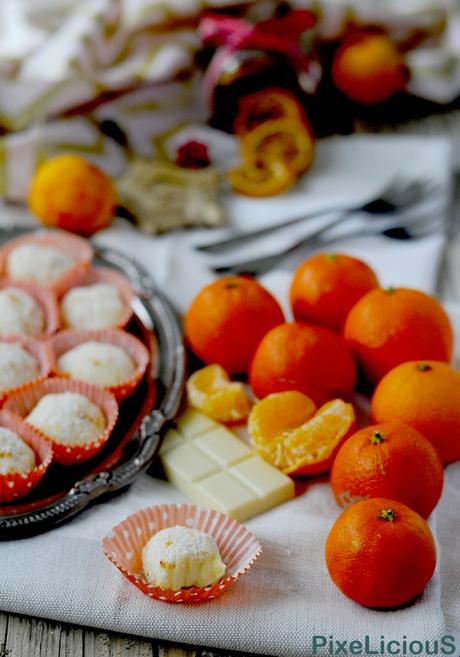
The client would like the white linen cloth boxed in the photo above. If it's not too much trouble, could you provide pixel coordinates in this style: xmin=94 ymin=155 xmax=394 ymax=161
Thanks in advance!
xmin=0 ymin=135 xmax=458 ymax=657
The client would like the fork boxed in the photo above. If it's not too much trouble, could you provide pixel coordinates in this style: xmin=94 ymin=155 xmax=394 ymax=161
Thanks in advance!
xmin=212 ymin=214 xmax=446 ymax=277
xmin=195 ymin=178 xmax=439 ymax=254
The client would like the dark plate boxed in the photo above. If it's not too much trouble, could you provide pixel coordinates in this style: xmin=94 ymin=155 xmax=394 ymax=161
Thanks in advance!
xmin=0 ymin=227 xmax=186 ymax=540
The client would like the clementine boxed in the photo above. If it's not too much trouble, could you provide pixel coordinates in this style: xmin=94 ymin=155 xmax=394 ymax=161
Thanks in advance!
xmin=332 ymin=33 xmax=406 ymax=104
xmin=325 ymin=498 xmax=436 ymax=608
xmin=330 ymin=422 xmax=443 ymax=518
xmin=186 ymin=364 xmax=251 ymax=424
xmin=344 ymin=287 xmax=453 ymax=384
xmin=184 ymin=276 xmax=284 ymax=374
xmin=290 ymin=253 xmax=379 ymax=332
xmin=28 ymin=154 xmax=116 ymax=236
xmin=249 ymin=322 xmax=356 ymax=404
xmin=371 ymin=360 xmax=460 ymax=464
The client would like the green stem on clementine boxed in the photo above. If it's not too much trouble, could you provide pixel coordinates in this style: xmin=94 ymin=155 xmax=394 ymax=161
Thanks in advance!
xmin=370 ymin=431 xmax=385 ymax=445
xmin=417 ymin=362 xmax=432 ymax=372
xmin=379 ymin=509 xmax=396 ymax=522
xmin=385 ymin=286 xmax=396 ymax=294
xmin=325 ymin=253 xmax=338 ymax=263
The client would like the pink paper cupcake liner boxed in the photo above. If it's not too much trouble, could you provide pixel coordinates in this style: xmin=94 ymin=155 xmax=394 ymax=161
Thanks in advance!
xmin=0 ymin=230 xmax=93 ymax=296
xmin=0 ymin=336 xmax=52 ymax=399
xmin=58 ymin=266 xmax=134 ymax=329
xmin=102 ymin=504 xmax=262 ymax=604
xmin=0 ymin=409 xmax=53 ymax=504
xmin=47 ymin=328 xmax=151 ymax=402
xmin=3 ymin=377 xmax=118 ymax=466
xmin=0 ymin=279 xmax=60 ymax=338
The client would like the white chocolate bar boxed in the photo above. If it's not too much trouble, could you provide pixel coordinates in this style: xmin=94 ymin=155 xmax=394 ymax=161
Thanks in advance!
xmin=160 ymin=409 xmax=294 ymax=521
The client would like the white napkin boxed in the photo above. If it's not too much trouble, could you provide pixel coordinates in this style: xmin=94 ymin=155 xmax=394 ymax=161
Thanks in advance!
xmin=0 ymin=135 xmax=458 ymax=657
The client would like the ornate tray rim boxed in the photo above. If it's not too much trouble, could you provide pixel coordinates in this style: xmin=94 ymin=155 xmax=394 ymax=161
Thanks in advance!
xmin=0 ymin=227 xmax=186 ymax=540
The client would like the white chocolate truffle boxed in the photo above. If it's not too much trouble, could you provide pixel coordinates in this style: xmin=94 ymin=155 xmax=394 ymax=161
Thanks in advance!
xmin=57 ymin=341 xmax=135 ymax=386
xmin=142 ymin=526 xmax=226 ymax=590
xmin=0 ymin=427 xmax=35 ymax=474
xmin=7 ymin=244 xmax=74 ymax=285
xmin=0 ymin=287 xmax=45 ymax=336
xmin=0 ymin=342 xmax=39 ymax=392
xmin=61 ymin=283 xmax=125 ymax=330
xmin=26 ymin=392 xmax=105 ymax=446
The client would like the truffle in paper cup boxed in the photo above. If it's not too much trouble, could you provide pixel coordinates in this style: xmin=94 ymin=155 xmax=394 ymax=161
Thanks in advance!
xmin=0 ymin=230 xmax=93 ymax=295
xmin=0 ymin=336 xmax=52 ymax=399
xmin=0 ymin=409 xmax=53 ymax=503
xmin=48 ymin=328 xmax=151 ymax=402
xmin=0 ymin=279 xmax=60 ymax=338
xmin=102 ymin=503 xmax=262 ymax=603
xmin=58 ymin=266 xmax=134 ymax=330
xmin=3 ymin=377 xmax=118 ymax=466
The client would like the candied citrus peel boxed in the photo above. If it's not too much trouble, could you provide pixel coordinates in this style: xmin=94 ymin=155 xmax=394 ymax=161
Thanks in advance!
xmin=234 ymin=88 xmax=306 ymax=136
xmin=227 ymin=159 xmax=296 ymax=197
xmin=241 ymin=117 xmax=315 ymax=176
xmin=249 ymin=392 xmax=355 ymax=477
xmin=186 ymin=364 xmax=251 ymax=424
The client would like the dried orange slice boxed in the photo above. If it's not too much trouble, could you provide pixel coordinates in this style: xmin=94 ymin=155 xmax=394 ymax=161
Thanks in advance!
xmin=249 ymin=394 xmax=355 ymax=477
xmin=248 ymin=391 xmax=316 ymax=446
xmin=227 ymin=160 xmax=295 ymax=197
xmin=241 ymin=118 xmax=315 ymax=176
xmin=234 ymin=88 xmax=306 ymax=136
xmin=186 ymin=364 xmax=251 ymax=424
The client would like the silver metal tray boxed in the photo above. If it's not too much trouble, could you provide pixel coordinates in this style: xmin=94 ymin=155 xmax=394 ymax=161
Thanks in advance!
xmin=0 ymin=227 xmax=186 ymax=540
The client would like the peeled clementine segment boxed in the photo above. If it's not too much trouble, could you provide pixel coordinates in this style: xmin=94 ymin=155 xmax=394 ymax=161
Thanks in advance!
xmin=251 ymin=397 xmax=355 ymax=477
xmin=248 ymin=391 xmax=316 ymax=446
xmin=186 ymin=364 xmax=251 ymax=424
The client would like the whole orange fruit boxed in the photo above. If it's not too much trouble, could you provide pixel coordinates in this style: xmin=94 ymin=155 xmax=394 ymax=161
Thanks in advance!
xmin=185 ymin=276 xmax=284 ymax=374
xmin=29 ymin=154 xmax=116 ymax=236
xmin=332 ymin=33 xmax=406 ymax=104
xmin=344 ymin=287 xmax=453 ymax=384
xmin=290 ymin=253 xmax=379 ymax=332
xmin=330 ymin=422 xmax=443 ymax=518
xmin=371 ymin=360 xmax=460 ymax=464
xmin=249 ymin=322 xmax=356 ymax=404
xmin=325 ymin=497 xmax=436 ymax=608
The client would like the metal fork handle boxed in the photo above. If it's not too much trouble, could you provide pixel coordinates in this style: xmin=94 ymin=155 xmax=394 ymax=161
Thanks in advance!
xmin=196 ymin=203 xmax=356 ymax=254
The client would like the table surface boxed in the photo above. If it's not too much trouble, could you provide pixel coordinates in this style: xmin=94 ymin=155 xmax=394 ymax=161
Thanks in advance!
xmin=1 ymin=106 xmax=460 ymax=657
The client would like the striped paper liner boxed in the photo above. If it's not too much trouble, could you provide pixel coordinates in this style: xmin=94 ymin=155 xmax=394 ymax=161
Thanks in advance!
xmin=0 ymin=336 xmax=52 ymax=399
xmin=3 ymin=377 xmax=118 ymax=466
xmin=0 ymin=230 xmax=93 ymax=296
xmin=0 ymin=409 xmax=53 ymax=503
xmin=58 ymin=266 xmax=134 ymax=329
xmin=102 ymin=504 xmax=262 ymax=604
xmin=48 ymin=328 xmax=151 ymax=402
xmin=0 ymin=279 xmax=60 ymax=337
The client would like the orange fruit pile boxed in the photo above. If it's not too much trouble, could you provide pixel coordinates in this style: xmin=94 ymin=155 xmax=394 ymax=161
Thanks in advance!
xmin=249 ymin=392 xmax=355 ymax=476
xmin=331 ymin=422 xmax=443 ymax=518
xmin=371 ymin=360 xmax=460 ymax=464
xmin=186 ymin=364 xmax=251 ymax=424
xmin=326 ymin=498 xmax=436 ymax=608
xmin=28 ymin=154 xmax=116 ymax=236
xmin=184 ymin=276 xmax=284 ymax=374
xmin=344 ymin=287 xmax=453 ymax=384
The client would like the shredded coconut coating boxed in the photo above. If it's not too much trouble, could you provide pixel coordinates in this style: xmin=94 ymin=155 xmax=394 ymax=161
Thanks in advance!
xmin=0 ymin=342 xmax=39 ymax=392
xmin=26 ymin=392 xmax=106 ymax=446
xmin=142 ymin=526 xmax=226 ymax=589
xmin=57 ymin=341 xmax=135 ymax=386
xmin=0 ymin=427 xmax=35 ymax=474
xmin=7 ymin=244 xmax=74 ymax=284
xmin=0 ymin=287 xmax=45 ymax=336
xmin=61 ymin=283 xmax=125 ymax=330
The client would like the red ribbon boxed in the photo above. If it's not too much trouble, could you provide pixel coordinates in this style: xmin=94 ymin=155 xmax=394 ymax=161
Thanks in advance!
xmin=199 ymin=11 xmax=317 ymax=107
